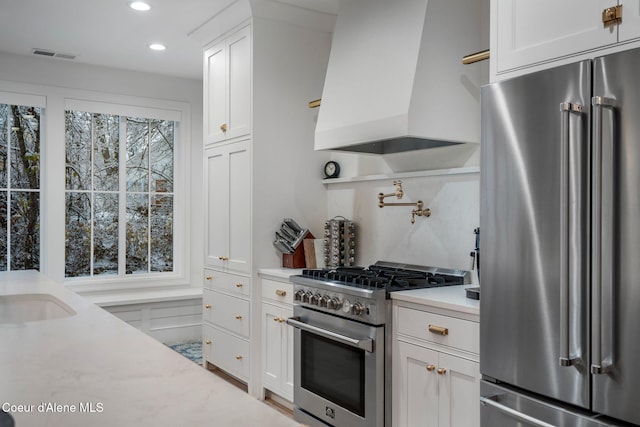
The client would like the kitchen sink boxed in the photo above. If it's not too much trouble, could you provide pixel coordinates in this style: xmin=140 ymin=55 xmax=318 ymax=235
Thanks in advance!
xmin=0 ymin=293 xmax=76 ymax=324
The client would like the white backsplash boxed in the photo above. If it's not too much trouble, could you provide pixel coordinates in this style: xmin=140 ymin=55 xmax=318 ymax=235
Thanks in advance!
xmin=326 ymin=145 xmax=480 ymax=277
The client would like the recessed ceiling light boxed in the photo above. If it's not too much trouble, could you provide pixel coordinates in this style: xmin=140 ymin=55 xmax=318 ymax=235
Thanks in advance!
xmin=149 ymin=43 xmax=166 ymax=51
xmin=129 ymin=1 xmax=151 ymax=11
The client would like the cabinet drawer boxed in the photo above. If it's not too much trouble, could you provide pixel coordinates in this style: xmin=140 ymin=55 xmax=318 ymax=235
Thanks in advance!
xmin=396 ymin=307 xmax=479 ymax=354
xmin=203 ymin=289 xmax=250 ymax=338
xmin=262 ymin=279 xmax=293 ymax=305
xmin=203 ymin=324 xmax=250 ymax=382
xmin=203 ymin=269 xmax=250 ymax=297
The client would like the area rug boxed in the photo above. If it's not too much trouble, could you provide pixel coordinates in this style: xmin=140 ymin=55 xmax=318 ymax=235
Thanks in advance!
xmin=167 ymin=341 xmax=202 ymax=365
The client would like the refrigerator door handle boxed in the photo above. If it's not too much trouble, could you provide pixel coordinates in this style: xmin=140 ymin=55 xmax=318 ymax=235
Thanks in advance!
xmin=480 ymin=395 xmax=556 ymax=427
xmin=591 ymin=95 xmax=615 ymax=375
xmin=559 ymin=101 xmax=583 ymax=367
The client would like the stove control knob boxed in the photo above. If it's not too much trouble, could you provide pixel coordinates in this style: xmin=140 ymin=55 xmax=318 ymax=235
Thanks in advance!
xmin=352 ymin=302 xmax=366 ymax=316
xmin=294 ymin=290 xmax=305 ymax=301
xmin=310 ymin=293 xmax=322 ymax=305
xmin=302 ymin=291 xmax=314 ymax=303
xmin=342 ymin=299 xmax=352 ymax=314
xmin=328 ymin=297 xmax=342 ymax=310
xmin=320 ymin=295 xmax=331 ymax=308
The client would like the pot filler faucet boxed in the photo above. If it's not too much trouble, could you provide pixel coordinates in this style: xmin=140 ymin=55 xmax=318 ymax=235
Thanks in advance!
xmin=377 ymin=180 xmax=431 ymax=224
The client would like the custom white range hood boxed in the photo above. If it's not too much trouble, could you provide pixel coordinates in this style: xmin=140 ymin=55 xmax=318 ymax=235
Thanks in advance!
xmin=315 ymin=0 xmax=487 ymax=154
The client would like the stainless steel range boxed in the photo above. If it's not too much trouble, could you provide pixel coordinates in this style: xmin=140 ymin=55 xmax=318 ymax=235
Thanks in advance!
xmin=287 ymin=261 xmax=470 ymax=427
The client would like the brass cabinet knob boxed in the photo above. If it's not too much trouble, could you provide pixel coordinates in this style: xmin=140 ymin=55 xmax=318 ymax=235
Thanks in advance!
xmin=218 ymin=255 xmax=229 ymax=261
xmin=273 ymin=316 xmax=281 ymax=322
xmin=205 ymin=340 xmax=212 ymax=345
xmin=275 ymin=289 xmax=286 ymax=297
xmin=426 ymin=364 xmax=436 ymax=372
xmin=220 ymin=123 xmax=228 ymax=132
xmin=235 ymin=355 xmax=243 ymax=360
xmin=205 ymin=304 xmax=212 ymax=309
xmin=206 ymin=276 xmax=212 ymax=281
xmin=437 ymin=368 xmax=447 ymax=375
xmin=279 ymin=318 xmax=286 ymax=323
xmin=428 ymin=324 xmax=449 ymax=336
xmin=235 ymin=314 xmax=243 ymax=320
xmin=235 ymin=283 xmax=243 ymax=288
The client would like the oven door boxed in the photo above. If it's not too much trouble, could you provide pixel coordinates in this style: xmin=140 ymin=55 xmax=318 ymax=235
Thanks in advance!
xmin=287 ymin=305 xmax=385 ymax=427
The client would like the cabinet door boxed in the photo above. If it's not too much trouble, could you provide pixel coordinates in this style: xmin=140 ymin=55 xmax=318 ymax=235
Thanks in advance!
xmin=282 ymin=306 xmax=294 ymax=399
xmin=619 ymin=1 xmax=640 ymax=42
xmin=438 ymin=353 xmax=480 ymax=427
xmin=394 ymin=340 xmax=439 ymax=427
xmin=226 ymin=141 xmax=251 ymax=274
xmin=204 ymin=42 xmax=227 ymax=144
xmin=204 ymin=146 xmax=229 ymax=269
xmin=204 ymin=141 xmax=251 ymax=274
xmin=494 ymin=0 xmax=617 ymax=73
xmin=262 ymin=302 xmax=283 ymax=390
xmin=225 ymin=25 xmax=251 ymax=141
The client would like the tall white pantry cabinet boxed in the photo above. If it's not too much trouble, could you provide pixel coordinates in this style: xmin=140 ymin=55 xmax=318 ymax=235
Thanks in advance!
xmin=194 ymin=1 xmax=332 ymax=397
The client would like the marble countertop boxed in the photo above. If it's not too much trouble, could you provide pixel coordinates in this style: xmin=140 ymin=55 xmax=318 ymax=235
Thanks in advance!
xmin=0 ymin=271 xmax=299 ymax=427
xmin=257 ymin=268 xmax=304 ymax=281
xmin=391 ymin=284 xmax=480 ymax=317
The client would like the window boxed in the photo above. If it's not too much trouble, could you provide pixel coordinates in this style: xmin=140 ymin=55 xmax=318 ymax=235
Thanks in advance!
xmin=65 ymin=110 xmax=175 ymax=278
xmin=0 ymin=104 xmax=40 ymax=271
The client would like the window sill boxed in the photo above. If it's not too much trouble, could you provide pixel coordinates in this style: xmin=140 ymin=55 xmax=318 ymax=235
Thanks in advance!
xmin=78 ymin=287 xmax=203 ymax=307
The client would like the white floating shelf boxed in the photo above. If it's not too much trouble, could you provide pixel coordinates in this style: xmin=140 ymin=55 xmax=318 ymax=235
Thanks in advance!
xmin=322 ymin=166 xmax=480 ymax=185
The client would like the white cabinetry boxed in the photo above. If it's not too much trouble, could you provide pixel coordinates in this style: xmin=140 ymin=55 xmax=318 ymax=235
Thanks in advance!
xmin=202 ymin=269 xmax=251 ymax=382
xmin=492 ymin=0 xmax=640 ymax=80
xmin=393 ymin=302 xmax=480 ymax=427
xmin=194 ymin=2 xmax=332 ymax=395
xmin=204 ymin=25 xmax=251 ymax=145
xmin=204 ymin=140 xmax=251 ymax=274
xmin=261 ymin=277 xmax=294 ymax=401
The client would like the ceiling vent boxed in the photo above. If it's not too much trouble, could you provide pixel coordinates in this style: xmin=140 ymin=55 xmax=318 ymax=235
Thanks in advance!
xmin=32 ymin=48 xmax=76 ymax=60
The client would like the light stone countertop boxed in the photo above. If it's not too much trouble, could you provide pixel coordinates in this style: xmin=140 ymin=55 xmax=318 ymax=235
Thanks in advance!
xmin=390 ymin=284 xmax=480 ymax=318
xmin=257 ymin=268 xmax=304 ymax=281
xmin=0 ymin=270 xmax=300 ymax=427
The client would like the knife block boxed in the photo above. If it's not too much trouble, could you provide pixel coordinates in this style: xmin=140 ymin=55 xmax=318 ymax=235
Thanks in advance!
xmin=283 ymin=232 xmax=314 ymax=268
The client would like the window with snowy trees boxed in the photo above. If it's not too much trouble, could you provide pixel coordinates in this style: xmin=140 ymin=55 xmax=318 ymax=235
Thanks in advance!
xmin=0 ymin=104 xmax=40 ymax=271
xmin=65 ymin=111 xmax=174 ymax=278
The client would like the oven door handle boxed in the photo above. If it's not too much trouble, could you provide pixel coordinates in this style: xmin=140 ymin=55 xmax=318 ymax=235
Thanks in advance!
xmin=286 ymin=317 xmax=374 ymax=353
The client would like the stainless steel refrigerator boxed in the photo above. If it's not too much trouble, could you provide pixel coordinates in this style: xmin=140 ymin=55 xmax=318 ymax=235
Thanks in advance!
xmin=480 ymin=46 xmax=640 ymax=426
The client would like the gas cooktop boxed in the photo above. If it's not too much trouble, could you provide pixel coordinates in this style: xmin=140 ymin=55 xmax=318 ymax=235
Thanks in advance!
xmin=291 ymin=261 xmax=471 ymax=324
xmin=298 ymin=261 xmax=469 ymax=295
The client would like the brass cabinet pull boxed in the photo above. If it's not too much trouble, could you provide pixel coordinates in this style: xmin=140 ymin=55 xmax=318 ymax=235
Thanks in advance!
xmin=220 ymin=123 xmax=228 ymax=132
xmin=428 ymin=324 xmax=449 ymax=336
xmin=205 ymin=304 xmax=212 ymax=309
xmin=437 ymin=368 xmax=447 ymax=375
xmin=602 ymin=5 xmax=622 ymax=26
xmin=235 ymin=355 xmax=243 ymax=360
xmin=218 ymin=255 xmax=229 ymax=261
xmin=206 ymin=276 xmax=212 ymax=281
xmin=273 ymin=316 xmax=281 ymax=322
xmin=205 ymin=340 xmax=212 ymax=345
xmin=275 ymin=289 xmax=287 ymax=297
xmin=235 ymin=315 xmax=243 ymax=320
xmin=235 ymin=283 xmax=243 ymax=288
xmin=426 ymin=364 xmax=436 ymax=372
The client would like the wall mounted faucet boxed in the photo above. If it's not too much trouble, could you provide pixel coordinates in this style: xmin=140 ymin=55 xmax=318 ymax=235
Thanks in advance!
xmin=377 ymin=180 xmax=431 ymax=224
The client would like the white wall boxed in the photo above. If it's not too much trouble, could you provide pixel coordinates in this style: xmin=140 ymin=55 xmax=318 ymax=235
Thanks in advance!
xmin=327 ymin=144 xmax=480 ymax=277
xmin=0 ymin=52 xmax=203 ymax=286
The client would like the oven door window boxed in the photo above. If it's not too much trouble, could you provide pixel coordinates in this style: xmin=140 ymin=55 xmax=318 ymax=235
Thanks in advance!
xmin=300 ymin=330 xmax=365 ymax=417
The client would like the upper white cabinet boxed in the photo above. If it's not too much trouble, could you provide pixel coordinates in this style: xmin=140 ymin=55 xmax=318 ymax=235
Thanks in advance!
xmin=204 ymin=140 xmax=251 ymax=275
xmin=204 ymin=25 xmax=251 ymax=145
xmin=492 ymin=0 xmax=640 ymax=80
